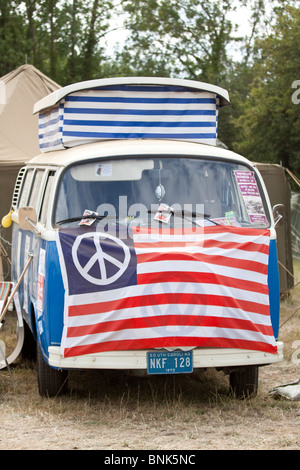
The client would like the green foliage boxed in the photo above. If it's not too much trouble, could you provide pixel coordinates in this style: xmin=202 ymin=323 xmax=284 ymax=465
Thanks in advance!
xmin=0 ymin=0 xmax=115 ymax=84
xmin=120 ymin=0 xmax=237 ymax=84
xmin=0 ymin=0 xmax=299 ymax=173
xmin=231 ymin=5 xmax=300 ymax=171
xmin=0 ymin=1 xmax=27 ymax=76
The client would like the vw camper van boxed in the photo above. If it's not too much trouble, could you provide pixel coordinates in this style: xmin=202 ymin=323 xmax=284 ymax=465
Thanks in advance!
xmin=7 ymin=77 xmax=283 ymax=396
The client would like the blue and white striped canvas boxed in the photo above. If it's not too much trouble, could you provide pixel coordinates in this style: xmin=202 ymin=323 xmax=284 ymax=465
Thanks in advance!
xmin=38 ymin=104 xmax=64 ymax=151
xmin=38 ymin=85 xmax=220 ymax=152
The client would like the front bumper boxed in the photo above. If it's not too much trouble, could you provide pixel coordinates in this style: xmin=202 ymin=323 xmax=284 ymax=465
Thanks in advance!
xmin=48 ymin=341 xmax=284 ymax=371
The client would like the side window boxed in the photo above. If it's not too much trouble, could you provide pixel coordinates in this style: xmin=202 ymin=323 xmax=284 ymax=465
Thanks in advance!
xmin=18 ymin=169 xmax=34 ymax=208
xmin=28 ymin=170 xmax=44 ymax=212
xmin=40 ymin=171 xmax=56 ymax=224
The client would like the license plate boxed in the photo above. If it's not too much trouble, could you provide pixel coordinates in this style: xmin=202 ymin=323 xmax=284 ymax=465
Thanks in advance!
xmin=147 ymin=350 xmax=193 ymax=375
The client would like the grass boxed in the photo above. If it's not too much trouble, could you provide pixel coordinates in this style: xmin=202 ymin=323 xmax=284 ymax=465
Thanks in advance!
xmin=1 ymin=264 xmax=300 ymax=410
xmin=278 ymin=260 xmax=300 ymax=361
xmin=0 ymin=263 xmax=300 ymax=449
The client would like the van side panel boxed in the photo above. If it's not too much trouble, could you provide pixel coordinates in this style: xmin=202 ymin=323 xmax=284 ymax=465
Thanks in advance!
xmin=268 ymin=238 xmax=280 ymax=340
xmin=45 ymin=241 xmax=65 ymax=344
xmin=11 ymin=225 xmax=65 ymax=359
xmin=11 ymin=225 xmax=35 ymax=332
xmin=39 ymin=241 xmax=64 ymax=356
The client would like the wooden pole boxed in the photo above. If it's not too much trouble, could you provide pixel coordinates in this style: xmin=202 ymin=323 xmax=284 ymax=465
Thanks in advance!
xmin=0 ymin=253 xmax=33 ymax=324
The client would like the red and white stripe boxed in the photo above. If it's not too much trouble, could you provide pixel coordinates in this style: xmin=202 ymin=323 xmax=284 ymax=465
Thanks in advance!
xmin=60 ymin=225 xmax=277 ymax=357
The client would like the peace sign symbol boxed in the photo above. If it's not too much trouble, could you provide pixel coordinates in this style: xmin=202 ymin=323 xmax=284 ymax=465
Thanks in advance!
xmin=72 ymin=232 xmax=131 ymax=285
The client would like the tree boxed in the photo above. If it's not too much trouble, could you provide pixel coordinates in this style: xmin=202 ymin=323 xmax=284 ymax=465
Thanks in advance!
xmin=20 ymin=0 xmax=72 ymax=82
xmin=115 ymin=0 xmax=273 ymax=146
xmin=24 ymin=0 xmax=38 ymax=65
xmin=0 ymin=1 xmax=27 ymax=76
xmin=231 ymin=5 xmax=300 ymax=172
xmin=80 ymin=0 xmax=113 ymax=80
xmin=119 ymin=0 xmax=240 ymax=82
xmin=0 ymin=0 xmax=117 ymax=84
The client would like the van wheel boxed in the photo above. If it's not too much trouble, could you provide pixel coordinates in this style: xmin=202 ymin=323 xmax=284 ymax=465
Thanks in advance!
xmin=229 ymin=365 xmax=259 ymax=399
xmin=36 ymin=342 xmax=68 ymax=397
xmin=21 ymin=321 xmax=36 ymax=361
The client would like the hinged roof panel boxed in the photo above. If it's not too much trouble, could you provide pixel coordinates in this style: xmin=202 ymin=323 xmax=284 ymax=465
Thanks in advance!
xmin=34 ymin=76 xmax=229 ymax=114
xmin=35 ymin=77 xmax=230 ymax=152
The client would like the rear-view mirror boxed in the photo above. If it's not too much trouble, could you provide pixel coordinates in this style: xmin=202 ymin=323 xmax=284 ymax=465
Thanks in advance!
xmin=273 ymin=204 xmax=285 ymax=227
xmin=18 ymin=207 xmax=38 ymax=232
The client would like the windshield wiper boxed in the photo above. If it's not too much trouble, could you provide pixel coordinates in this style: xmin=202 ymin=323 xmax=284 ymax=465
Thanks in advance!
xmin=181 ymin=209 xmax=220 ymax=225
xmin=56 ymin=214 xmax=113 ymax=225
xmin=147 ymin=208 xmax=220 ymax=225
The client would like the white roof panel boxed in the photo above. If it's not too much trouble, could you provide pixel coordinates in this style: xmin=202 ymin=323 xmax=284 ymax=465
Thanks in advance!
xmin=33 ymin=76 xmax=229 ymax=114
xmin=27 ymin=139 xmax=249 ymax=168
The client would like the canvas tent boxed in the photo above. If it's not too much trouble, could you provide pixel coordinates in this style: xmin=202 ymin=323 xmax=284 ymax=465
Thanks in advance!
xmin=0 ymin=64 xmax=60 ymax=279
xmin=254 ymin=163 xmax=294 ymax=295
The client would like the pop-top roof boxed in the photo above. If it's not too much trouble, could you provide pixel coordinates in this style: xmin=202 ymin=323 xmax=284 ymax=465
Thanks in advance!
xmin=34 ymin=77 xmax=229 ymax=113
xmin=34 ymin=77 xmax=230 ymax=152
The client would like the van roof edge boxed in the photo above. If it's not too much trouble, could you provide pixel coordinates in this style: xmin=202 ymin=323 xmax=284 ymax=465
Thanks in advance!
xmin=33 ymin=76 xmax=230 ymax=114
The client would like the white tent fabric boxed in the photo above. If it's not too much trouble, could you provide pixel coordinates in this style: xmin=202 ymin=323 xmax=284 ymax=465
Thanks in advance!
xmin=0 ymin=64 xmax=60 ymax=170
xmin=0 ymin=65 xmax=60 ymax=279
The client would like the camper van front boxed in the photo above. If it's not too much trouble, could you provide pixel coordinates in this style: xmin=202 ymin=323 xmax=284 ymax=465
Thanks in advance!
xmin=29 ymin=149 xmax=277 ymax=362
xmin=8 ymin=76 xmax=283 ymax=397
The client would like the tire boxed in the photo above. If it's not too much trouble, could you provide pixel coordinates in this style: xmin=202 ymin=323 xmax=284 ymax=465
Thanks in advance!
xmin=36 ymin=341 xmax=68 ymax=397
xmin=229 ymin=365 xmax=259 ymax=399
xmin=21 ymin=321 xmax=36 ymax=362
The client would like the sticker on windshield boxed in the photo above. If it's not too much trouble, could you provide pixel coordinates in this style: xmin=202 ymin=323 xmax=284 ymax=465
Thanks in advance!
xmin=225 ymin=211 xmax=240 ymax=226
xmin=154 ymin=203 xmax=173 ymax=224
xmin=95 ymin=163 xmax=112 ymax=177
xmin=80 ymin=209 xmax=98 ymax=226
xmin=234 ymin=170 xmax=267 ymax=225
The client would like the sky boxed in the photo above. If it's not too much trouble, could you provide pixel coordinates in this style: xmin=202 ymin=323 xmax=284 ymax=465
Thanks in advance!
xmin=104 ymin=0 xmax=291 ymax=62
xmin=104 ymin=2 xmax=255 ymax=60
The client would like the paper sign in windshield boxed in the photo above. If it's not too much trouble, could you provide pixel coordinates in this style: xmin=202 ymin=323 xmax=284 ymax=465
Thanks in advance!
xmin=234 ymin=171 xmax=267 ymax=225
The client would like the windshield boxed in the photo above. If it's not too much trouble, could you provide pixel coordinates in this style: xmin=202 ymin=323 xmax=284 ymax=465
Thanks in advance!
xmin=55 ymin=156 xmax=270 ymax=229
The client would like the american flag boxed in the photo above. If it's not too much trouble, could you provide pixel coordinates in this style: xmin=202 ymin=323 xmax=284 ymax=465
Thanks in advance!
xmin=56 ymin=224 xmax=277 ymax=358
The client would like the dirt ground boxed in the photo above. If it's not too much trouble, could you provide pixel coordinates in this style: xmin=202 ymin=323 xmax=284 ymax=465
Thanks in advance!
xmin=0 ymin=350 xmax=299 ymax=451
xmin=1 ymin=287 xmax=300 ymax=451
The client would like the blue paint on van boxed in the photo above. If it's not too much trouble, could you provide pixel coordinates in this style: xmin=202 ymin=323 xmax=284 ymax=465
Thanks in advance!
xmin=268 ymin=238 xmax=280 ymax=340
